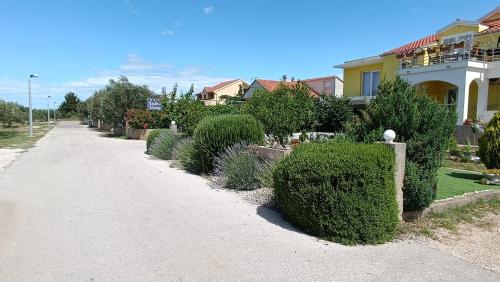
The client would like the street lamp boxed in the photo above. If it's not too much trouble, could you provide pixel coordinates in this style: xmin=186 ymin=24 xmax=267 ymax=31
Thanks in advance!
xmin=47 ymin=95 xmax=51 ymax=126
xmin=28 ymin=74 xmax=39 ymax=137
xmin=53 ymin=101 xmax=56 ymax=122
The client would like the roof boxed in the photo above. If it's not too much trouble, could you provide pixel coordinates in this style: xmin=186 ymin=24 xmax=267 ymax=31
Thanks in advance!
xmin=334 ymin=56 xmax=383 ymax=69
xmin=479 ymin=18 xmax=500 ymax=34
xmin=203 ymin=79 xmax=240 ymax=93
xmin=383 ymin=34 xmax=438 ymax=56
xmin=255 ymin=79 xmax=319 ymax=97
xmin=301 ymin=75 xmax=340 ymax=82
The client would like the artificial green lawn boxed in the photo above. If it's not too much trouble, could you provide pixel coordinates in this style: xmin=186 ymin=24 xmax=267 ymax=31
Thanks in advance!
xmin=436 ymin=167 xmax=500 ymax=200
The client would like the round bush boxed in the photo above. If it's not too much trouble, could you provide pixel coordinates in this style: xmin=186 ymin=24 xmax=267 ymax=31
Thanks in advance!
xmin=479 ymin=112 xmax=500 ymax=169
xmin=273 ymin=141 xmax=399 ymax=245
xmin=150 ymin=130 xmax=178 ymax=160
xmin=191 ymin=114 xmax=264 ymax=174
xmin=146 ymin=129 xmax=167 ymax=154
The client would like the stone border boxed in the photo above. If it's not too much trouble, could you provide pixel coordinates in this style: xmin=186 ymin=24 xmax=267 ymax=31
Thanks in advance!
xmin=249 ymin=145 xmax=292 ymax=160
xmin=403 ymin=189 xmax=500 ymax=220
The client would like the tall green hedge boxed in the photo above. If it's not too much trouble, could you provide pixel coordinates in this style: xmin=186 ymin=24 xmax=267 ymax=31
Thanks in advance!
xmin=273 ymin=141 xmax=399 ymax=245
xmin=347 ymin=77 xmax=456 ymax=211
xmin=479 ymin=112 xmax=500 ymax=169
xmin=191 ymin=114 xmax=264 ymax=174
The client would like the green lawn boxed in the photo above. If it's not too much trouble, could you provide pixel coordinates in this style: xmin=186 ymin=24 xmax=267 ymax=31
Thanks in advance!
xmin=436 ymin=167 xmax=499 ymax=200
xmin=0 ymin=123 xmax=52 ymax=149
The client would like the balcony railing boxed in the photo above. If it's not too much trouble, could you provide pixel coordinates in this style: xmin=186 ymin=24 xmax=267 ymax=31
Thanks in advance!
xmin=400 ymin=48 xmax=500 ymax=69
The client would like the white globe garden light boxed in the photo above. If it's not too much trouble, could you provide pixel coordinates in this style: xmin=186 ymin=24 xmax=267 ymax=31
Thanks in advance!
xmin=383 ymin=129 xmax=396 ymax=143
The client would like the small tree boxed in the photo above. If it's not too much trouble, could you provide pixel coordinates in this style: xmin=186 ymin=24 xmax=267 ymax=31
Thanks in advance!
xmin=242 ymin=83 xmax=315 ymax=145
xmin=315 ymin=94 xmax=353 ymax=132
xmin=58 ymin=92 xmax=81 ymax=118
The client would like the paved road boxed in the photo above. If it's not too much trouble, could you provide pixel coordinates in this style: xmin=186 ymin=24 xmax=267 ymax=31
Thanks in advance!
xmin=0 ymin=121 xmax=498 ymax=281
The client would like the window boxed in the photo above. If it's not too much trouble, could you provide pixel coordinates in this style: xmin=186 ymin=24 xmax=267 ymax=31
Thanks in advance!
xmin=362 ymin=71 xmax=380 ymax=96
xmin=446 ymin=89 xmax=457 ymax=106
xmin=442 ymin=32 xmax=473 ymax=48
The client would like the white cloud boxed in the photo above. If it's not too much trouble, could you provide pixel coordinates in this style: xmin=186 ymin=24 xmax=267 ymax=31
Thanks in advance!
xmin=160 ymin=30 xmax=175 ymax=37
xmin=173 ymin=21 xmax=182 ymax=26
xmin=204 ymin=6 xmax=214 ymax=14
xmin=0 ymin=54 xmax=231 ymax=107
xmin=124 ymin=0 xmax=138 ymax=14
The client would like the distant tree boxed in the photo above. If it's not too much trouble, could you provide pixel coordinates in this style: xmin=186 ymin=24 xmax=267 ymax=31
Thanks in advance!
xmin=58 ymin=92 xmax=81 ymax=118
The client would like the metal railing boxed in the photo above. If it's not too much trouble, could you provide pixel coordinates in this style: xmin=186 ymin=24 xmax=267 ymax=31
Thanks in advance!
xmin=400 ymin=48 xmax=500 ymax=69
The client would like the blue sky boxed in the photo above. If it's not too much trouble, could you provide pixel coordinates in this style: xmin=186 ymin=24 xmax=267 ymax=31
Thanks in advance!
xmin=1 ymin=0 xmax=499 ymax=108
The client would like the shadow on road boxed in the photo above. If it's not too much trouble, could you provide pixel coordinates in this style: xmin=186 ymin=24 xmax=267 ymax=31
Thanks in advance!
xmin=256 ymin=205 xmax=303 ymax=234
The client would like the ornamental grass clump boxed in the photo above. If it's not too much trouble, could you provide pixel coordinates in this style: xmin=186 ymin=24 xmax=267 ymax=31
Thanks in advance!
xmin=146 ymin=129 xmax=167 ymax=154
xmin=171 ymin=137 xmax=196 ymax=171
xmin=273 ymin=140 xmax=399 ymax=245
xmin=191 ymin=114 xmax=264 ymax=174
xmin=213 ymin=142 xmax=275 ymax=190
xmin=150 ymin=130 xmax=178 ymax=160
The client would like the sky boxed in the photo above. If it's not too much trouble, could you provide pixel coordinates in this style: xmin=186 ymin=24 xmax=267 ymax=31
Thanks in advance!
xmin=1 ymin=0 xmax=499 ymax=108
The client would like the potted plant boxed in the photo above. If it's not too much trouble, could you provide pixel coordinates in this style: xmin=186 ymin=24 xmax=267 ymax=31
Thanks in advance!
xmin=462 ymin=138 xmax=473 ymax=162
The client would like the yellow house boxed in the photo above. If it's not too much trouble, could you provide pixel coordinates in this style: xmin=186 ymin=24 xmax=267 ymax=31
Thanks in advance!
xmin=335 ymin=7 xmax=500 ymax=126
xmin=197 ymin=79 xmax=249 ymax=106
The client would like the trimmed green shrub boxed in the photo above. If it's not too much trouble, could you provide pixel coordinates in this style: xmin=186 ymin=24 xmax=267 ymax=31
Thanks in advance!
xmin=172 ymin=137 xmax=196 ymax=170
xmin=150 ymin=130 xmax=178 ymax=160
xmin=479 ymin=112 xmax=500 ymax=169
xmin=273 ymin=141 xmax=398 ymax=245
xmin=191 ymin=114 xmax=264 ymax=174
xmin=146 ymin=129 xmax=166 ymax=154
xmin=347 ymin=76 xmax=456 ymax=211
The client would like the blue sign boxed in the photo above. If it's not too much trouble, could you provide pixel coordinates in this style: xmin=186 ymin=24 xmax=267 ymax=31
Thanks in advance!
xmin=147 ymin=98 xmax=162 ymax=111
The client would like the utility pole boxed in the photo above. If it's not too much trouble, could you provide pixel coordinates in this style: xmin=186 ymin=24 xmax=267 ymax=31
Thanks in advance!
xmin=47 ymin=95 xmax=51 ymax=125
xmin=53 ymin=101 xmax=56 ymax=122
xmin=28 ymin=74 xmax=39 ymax=137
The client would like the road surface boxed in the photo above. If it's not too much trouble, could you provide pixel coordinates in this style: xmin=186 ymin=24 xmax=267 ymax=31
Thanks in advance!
xmin=0 ymin=121 xmax=498 ymax=281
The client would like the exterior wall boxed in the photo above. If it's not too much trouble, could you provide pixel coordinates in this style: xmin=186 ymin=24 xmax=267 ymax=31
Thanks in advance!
xmin=304 ymin=78 xmax=335 ymax=95
xmin=201 ymin=80 xmax=248 ymax=105
xmin=416 ymin=81 xmax=454 ymax=104
xmin=382 ymin=55 xmax=399 ymax=80
xmin=468 ymin=81 xmax=478 ymax=119
xmin=343 ymin=63 xmax=383 ymax=97
xmin=334 ymin=77 xmax=344 ymax=97
xmin=474 ymin=33 xmax=500 ymax=49
xmin=488 ymin=83 xmax=500 ymax=111
xmin=243 ymin=81 xmax=264 ymax=99
xmin=437 ymin=25 xmax=480 ymax=42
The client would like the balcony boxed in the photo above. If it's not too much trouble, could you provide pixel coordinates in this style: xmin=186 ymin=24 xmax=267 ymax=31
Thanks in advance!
xmin=399 ymin=41 xmax=500 ymax=69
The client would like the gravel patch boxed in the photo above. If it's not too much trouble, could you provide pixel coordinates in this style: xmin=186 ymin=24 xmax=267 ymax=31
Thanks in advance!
xmin=410 ymin=212 xmax=500 ymax=274
xmin=0 ymin=148 xmax=25 ymax=171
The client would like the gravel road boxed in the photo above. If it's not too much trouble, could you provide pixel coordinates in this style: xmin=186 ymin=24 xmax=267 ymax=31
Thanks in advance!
xmin=0 ymin=121 xmax=498 ymax=281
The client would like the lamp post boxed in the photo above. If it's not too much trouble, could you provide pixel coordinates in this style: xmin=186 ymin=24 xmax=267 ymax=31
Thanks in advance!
xmin=47 ymin=95 xmax=51 ymax=126
xmin=28 ymin=74 xmax=39 ymax=137
xmin=53 ymin=101 xmax=56 ymax=122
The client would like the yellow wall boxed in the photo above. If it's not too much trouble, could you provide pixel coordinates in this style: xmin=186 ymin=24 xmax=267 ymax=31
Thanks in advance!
xmin=416 ymin=81 xmax=454 ymax=104
xmin=343 ymin=63 xmax=383 ymax=97
xmin=468 ymin=81 xmax=478 ymax=119
xmin=438 ymin=25 xmax=479 ymax=42
xmin=382 ymin=55 xmax=399 ymax=80
xmin=488 ymin=83 xmax=500 ymax=111
xmin=475 ymin=33 xmax=500 ymax=49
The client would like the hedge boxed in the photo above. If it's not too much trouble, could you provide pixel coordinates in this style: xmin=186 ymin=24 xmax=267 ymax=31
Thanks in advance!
xmin=273 ymin=141 xmax=399 ymax=245
xmin=191 ymin=114 xmax=264 ymax=174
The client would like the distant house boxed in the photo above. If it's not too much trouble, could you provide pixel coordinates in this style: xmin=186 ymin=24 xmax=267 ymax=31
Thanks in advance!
xmin=242 ymin=76 xmax=343 ymax=100
xmin=196 ymin=79 xmax=249 ymax=105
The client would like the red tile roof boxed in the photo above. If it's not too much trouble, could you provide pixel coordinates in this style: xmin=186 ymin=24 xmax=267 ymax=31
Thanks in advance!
xmin=479 ymin=18 xmax=500 ymax=34
xmin=256 ymin=79 xmax=319 ymax=97
xmin=203 ymin=79 xmax=239 ymax=93
xmin=383 ymin=34 xmax=439 ymax=56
